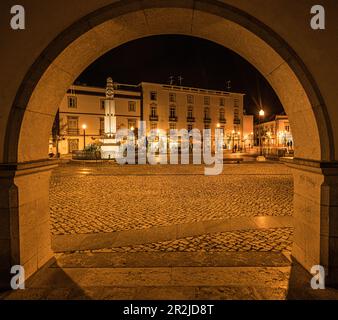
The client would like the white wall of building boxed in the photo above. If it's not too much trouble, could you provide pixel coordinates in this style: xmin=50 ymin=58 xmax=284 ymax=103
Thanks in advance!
xmin=51 ymin=82 xmax=246 ymax=155
xmin=254 ymin=115 xmax=293 ymax=148
xmin=52 ymin=84 xmax=141 ymax=155
xmin=141 ymin=82 xmax=244 ymax=141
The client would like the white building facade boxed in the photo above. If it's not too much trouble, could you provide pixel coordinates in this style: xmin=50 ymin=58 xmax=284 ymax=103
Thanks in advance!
xmin=254 ymin=114 xmax=294 ymax=149
xmin=50 ymin=81 xmax=246 ymax=155
xmin=51 ymin=84 xmax=141 ymax=155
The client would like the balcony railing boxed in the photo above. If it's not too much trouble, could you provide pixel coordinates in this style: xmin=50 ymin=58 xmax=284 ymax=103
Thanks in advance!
xmin=203 ymin=117 xmax=212 ymax=123
xmin=169 ymin=116 xmax=178 ymax=122
xmin=219 ymin=118 xmax=226 ymax=124
xmin=186 ymin=117 xmax=195 ymax=122
xmin=233 ymin=118 xmax=241 ymax=125
xmin=67 ymin=128 xmax=80 ymax=135
xmin=149 ymin=115 xmax=159 ymax=121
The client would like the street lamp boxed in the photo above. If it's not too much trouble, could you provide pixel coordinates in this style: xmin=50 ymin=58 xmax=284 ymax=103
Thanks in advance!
xmin=82 ymin=124 xmax=87 ymax=150
xmin=237 ymin=131 xmax=241 ymax=151
xmin=257 ymin=109 xmax=266 ymax=161
xmin=259 ymin=109 xmax=264 ymax=156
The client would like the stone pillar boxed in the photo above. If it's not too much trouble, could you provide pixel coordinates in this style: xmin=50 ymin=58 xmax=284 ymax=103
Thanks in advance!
xmin=0 ymin=172 xmax=17 ymax=289
xmin=283 ymin=158 xmax=338 ymax=287
xmin=0 ymin=160 xmax=58 ymax=290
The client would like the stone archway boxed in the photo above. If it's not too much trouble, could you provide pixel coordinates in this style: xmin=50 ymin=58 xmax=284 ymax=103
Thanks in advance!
xmin=1 ymin=0 xmax=338 ymax=288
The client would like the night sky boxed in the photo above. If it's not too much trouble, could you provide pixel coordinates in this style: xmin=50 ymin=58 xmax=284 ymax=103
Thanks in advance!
xmin=77 ymin=35 xmax=284 ymax=118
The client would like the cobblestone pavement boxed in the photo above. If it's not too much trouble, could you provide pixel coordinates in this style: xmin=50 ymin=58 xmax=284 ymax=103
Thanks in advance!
xmin=86 ymin=227 xmax=293 ymax=255
xmin=50 ymin=163 xmax=293 ymax=235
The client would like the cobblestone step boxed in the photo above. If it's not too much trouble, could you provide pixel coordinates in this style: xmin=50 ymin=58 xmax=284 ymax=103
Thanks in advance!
xmin=26 ymin=265 xmax=291 ymax=291
xmin=53 ymin=251 xmax=291 ymax=269
xmin=4 ymin=253 xmax=338 ymax=300
xmin=52 ymin=217 xmax=293 ymax=252
xmin=2 ymin=284 xmax=288 ymax=300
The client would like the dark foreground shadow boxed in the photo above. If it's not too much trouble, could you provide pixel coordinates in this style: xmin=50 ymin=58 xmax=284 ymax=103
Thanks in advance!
xmin=0 ymin=258 xmax=91 ymax=300
xmin=287 ymin=258 xmax=338 ymax=300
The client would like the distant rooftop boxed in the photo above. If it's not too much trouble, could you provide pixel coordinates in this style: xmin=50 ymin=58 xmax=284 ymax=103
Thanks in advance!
xmin=258 ymin=114 xmax=289 ymax=125
xmin=73 ymin=80 xmax=244 ymax=96
xmin=140 ymin=81 xmax=245 ymax=96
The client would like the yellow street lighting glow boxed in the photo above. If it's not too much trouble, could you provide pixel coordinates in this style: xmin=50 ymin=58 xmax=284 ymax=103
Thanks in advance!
xmin=130 ymin=126 xmax=134 ymax=131
xmin=259 ymin=109 xmax=265 ymax=116
xmin=82 ymin=124 xmax=87 ymax=130
xmin=216 ymin=123 xmax=220 ymax=128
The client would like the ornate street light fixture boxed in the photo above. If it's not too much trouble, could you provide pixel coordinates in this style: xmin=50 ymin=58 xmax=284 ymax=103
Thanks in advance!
xmin=257 ymin=109 xmax=266 ymax=161
xmin=258 ymin=109 xmax=265 ymax=155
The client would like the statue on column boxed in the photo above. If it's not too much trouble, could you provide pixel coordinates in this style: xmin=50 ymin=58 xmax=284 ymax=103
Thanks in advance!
xmin=104 ymin=77 xmax=117 ymax=138
xmin=100 ymin=77 xmax=120 ymax=159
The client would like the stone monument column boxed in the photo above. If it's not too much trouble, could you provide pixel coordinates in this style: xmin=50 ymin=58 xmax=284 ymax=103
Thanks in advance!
xmin=104 ymin=77 xmax=116 ymax=137
xmin=101 ymin=77 xmax=120 ymax=159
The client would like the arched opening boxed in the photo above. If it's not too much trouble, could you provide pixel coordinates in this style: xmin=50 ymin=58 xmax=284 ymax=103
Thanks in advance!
xmin=2 ymin=1 xmax=337 ymax=295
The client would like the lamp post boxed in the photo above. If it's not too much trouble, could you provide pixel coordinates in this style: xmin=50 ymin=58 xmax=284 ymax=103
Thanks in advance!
xmin=259 ymin=109 xmax=264 ymax=156
xmin=82 ymin=124 xmax=87 ymax=150
xmin=257 ymin=109 xmax=266 ymax=161
xmin=237 ymin=131 xmax=241 ymax=152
